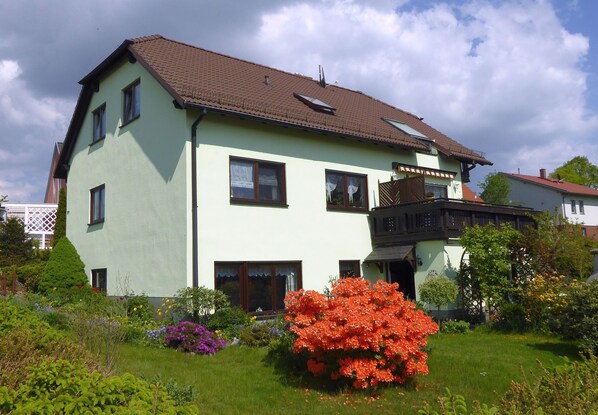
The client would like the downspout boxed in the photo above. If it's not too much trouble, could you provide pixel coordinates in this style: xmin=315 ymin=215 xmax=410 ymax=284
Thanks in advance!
xmin=191 ymin=108 xmax=208 ymax=288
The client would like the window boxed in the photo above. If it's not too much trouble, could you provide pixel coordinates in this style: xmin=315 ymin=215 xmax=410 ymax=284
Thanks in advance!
xmin=92 ymin=269 xmax=107 ymax=292
xmin=215 ymin=262 xmax=301 ymax=313
xmin=122 ymin=80 xmax=140 ymax=124
xmin=90 ymin=184 xmax=105 ymax=224
xmin=325 ymin=170 xmax=368 ymax=210
xmin=571 ymin=200 xmax=577 ymax=214
xmin=92 ymin=104 xmax=106 ymax=143
xmin=230 ymin=157 xmax=286 ymax=205
xmin=339 ymin=260 xmax=361 ymax=278
xmin=580 ymin=200 xmax=585 ymax=215
xmin=425 ymin=184 xmax=448 ymax=199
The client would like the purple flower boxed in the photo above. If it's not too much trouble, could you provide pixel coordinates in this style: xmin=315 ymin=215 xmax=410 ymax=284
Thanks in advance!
xmin=164 ymin=321 xmax=226 ymax=354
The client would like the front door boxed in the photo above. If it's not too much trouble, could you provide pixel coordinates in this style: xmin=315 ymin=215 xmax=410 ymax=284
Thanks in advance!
xmin=389 ymin=260 xmax=416 ymax=300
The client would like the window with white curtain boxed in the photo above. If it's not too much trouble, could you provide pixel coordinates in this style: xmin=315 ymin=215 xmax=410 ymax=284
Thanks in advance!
xmin=230 ymin=157 xmax=286 ymax=204
xmin=215 ymin=262 xmax=301 ymax=312
xmin=325 ymin=170 xmax=367 ymax=211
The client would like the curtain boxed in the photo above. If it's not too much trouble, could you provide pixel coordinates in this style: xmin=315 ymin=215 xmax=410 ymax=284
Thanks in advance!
xmin=215 ymin=265 xmax=239 ymax=278
xmin=347 ymin=176 xmax=361 ymax=203
xmin=276 ymin=265 xmax=297 ymax=293
xmin=259 ymin=166 xmax=279 ymax=200
xmin=230 ymin=161 xmax=254 ymax=189
xmin=326 ymin=174 xmax=340 ymax=201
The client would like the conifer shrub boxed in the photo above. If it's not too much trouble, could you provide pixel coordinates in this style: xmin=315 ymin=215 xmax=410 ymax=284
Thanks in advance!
xmin=52 ymin=187 xmax=67 ymax=247
xmin=285 ymin=278 xmax=438 ymax=389
xmin=39 ymin=237 xmax=88 ymax=297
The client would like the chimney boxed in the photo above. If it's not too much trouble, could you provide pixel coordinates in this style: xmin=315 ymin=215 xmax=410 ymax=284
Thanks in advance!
xmin=540 ymin=168 xmax=546 ymax=179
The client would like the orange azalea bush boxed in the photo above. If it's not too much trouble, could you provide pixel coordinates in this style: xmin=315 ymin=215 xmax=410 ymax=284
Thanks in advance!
xmin=284 ymin=278 xmax=438 ymax=389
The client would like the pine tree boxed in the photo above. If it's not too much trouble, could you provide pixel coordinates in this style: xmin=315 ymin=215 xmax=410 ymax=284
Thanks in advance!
xmin=52 ymin=188 xmax=67 ymax=247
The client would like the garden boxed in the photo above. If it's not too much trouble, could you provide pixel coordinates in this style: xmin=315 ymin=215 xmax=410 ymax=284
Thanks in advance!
xmin=1 ymin=192 xmax=598 ymax=414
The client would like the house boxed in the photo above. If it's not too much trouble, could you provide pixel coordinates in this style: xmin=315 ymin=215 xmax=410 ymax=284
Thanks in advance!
xmin=44 ymin=142 xmax=67 ymax=204
xmin=55 ymin=35 xmax=535 ymax=313
xmin=503 ymin=169 xmax=598 ymax=240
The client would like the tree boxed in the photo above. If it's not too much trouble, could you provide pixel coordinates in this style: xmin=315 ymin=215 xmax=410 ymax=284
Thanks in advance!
xmin=0 ymin=217 xmax=34 ymax=267
xmin=52 ymin=188 xmax=67 ymax=247
xmin=419 ymin=274 xmax=458 ymax=319
xmin=479 ymin=172 xmax=511 ymax=205
xmin=39 ymin=237 xmax=88 ymax=294
xmin=550 ymin=156 xmax=598 ymax=189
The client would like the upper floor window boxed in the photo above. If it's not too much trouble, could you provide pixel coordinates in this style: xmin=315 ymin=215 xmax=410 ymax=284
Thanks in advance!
xmin=230 ymin=157 xmax=286 ymax=205
xmin=90 ymin=184 xmax=105 ymax=224
xmin=92 ymin=268 xmax=107 ymax=292
xmin=579 ymin=200 xmax=585 ymax=215
xmin=325 ymin=170 xmax=368 ymax=211
xmin=339 ymin=260 xmax=361 ymax=278
xmin=92 ymin=104 xmax=106 ymax=143
xmin=122 ymin=80 xmax=140 ymax=124
xmin=571 ymin=200 xmax=577 ymax=214
xmin=425 ymin=184 xmax=448 ymax=199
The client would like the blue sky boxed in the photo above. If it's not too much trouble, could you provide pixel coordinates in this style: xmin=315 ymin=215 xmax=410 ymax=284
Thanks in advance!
xmin=0 ymin=0 xmax=596 ymax=202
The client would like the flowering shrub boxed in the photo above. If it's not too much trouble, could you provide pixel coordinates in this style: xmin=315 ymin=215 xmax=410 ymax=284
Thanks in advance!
xmin=520 ymin=274 xmax=570 ymax=331
xmin=165 ymin=321 xmax=226 ymax=355
xmin=285 ymin=278 xmax=438 ymax=389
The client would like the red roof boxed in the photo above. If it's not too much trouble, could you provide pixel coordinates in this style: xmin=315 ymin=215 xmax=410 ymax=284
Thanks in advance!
xmin=504 ymin=173 xmax=598 ymax=197
xmin=56 ymin=35 xmax=491 ymax=178
xmin=462 ymin=184 xmax=484 ymax=203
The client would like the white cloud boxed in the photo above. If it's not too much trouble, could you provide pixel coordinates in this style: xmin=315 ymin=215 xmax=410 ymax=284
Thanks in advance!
xmin=249 ymin=0 xmax=598 ymax=186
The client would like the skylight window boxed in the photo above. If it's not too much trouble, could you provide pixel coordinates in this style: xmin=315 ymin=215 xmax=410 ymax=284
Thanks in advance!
xmin=384 ymin=119 xmax=432 ymax=141
xmin=294 ymin=93 xmax=336 ymax=114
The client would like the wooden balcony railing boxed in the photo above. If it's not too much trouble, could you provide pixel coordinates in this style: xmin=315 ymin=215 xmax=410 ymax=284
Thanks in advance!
xmin=369 ymin=198 xmax=537 ymax=247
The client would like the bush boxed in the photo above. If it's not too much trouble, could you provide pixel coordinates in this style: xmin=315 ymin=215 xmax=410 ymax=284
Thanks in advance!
xmin=14 ymin=261 xmax=46 ymax=291
xmin=285 ymin=278 xmax=438 ymax=389
xmin=492 ymin=301 xmax=526 ymax=332
xmin=441 ymin=320 xmax=470 ymax=334
xmin=206 ymin=306 xmax=251 ymax=340
xmin=0 ymin=217 xmax=34 ymax=267
xmin=419 ymin=274 xmax=458 ymax=318
xmin=0 ymin=359 xmax=198 ymax=414
xmin=559 ymin=281 xmax=598 ymax=355
xmin=38 ymin=237 xmax=88 ymax=297
xmin=239 ymin=323 xmax=280 ymax=347
xmin=124 ymin=293 xmax=154 ymax=323
xmin=165 ymin=321 xmax=226 ymax=354
xmin=144 ymin=375 xmax=196 ymax=406
xmin=173 ymin=287 xmax=230 ymax=323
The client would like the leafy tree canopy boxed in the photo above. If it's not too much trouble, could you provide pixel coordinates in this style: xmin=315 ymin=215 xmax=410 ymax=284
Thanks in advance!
xmin=549 ymin=156 xmax=598 ymax=189
xmin=479 ymin=172 xmax=511 ymax=205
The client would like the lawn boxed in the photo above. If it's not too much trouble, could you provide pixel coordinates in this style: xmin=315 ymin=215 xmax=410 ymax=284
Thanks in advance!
xmin=114 ymin=330 xmax=579 ymax=414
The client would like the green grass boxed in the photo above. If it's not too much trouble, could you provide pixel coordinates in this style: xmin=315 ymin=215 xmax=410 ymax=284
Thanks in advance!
xmin=114 ymin=330 xmax=579 ymax=414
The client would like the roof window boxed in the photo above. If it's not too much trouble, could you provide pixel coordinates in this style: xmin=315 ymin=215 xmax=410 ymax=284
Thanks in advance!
xmin=384 ymin=119 xmax=432 ymax=141
xmin=294 ymin=93 xmax=335 ymax=114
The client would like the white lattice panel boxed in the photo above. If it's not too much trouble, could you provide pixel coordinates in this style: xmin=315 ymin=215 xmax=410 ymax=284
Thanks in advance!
xmin=5 ymin=204 xmax=58 ymax=249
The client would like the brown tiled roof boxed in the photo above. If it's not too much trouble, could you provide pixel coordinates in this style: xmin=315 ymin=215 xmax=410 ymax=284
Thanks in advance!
xmin=462 ymin=184 xmax=484 ymax=203
xmin=56 ymin=35 xmax=490 ymax=178
xmin=504 ymin=173 xmax=598 ymax=197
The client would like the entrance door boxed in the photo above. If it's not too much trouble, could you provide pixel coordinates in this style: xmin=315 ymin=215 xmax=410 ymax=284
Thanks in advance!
xmin=389 ymin=260 xmax=416 ymax=300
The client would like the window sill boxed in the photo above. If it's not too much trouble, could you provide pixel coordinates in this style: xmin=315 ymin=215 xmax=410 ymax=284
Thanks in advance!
xmin=326 ymin=205 xmax=369 ymax=213
xmin=89 ymin=137 xmax=106 ymax=147
xmin=120 ymin=115 xmax=140 ymax=128
xmin=230 ymin=199 xmax=288 ymax=208
xmin=88 ymin=219 xmax=105 ymax=226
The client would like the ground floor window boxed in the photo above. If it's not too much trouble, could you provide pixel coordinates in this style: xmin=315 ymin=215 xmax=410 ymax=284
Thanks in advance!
xmin=215 ymin=262 xmax=302 ymax=313
xmin=91 ymin=268 xmax=107 ymax=292
xmin=339 ymin=260 xmax=361 ymax=278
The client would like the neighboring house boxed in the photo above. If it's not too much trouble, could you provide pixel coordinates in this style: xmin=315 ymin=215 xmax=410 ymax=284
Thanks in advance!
xmin=54 ymin=35 xmax=534 ymax=312
xmin=44 ymin=142 xmax=67 ymax=204
xmin=462 ymin=184 xmax=484 ymax=203
xmin=504 ymin=169 xmax=598 ymax=240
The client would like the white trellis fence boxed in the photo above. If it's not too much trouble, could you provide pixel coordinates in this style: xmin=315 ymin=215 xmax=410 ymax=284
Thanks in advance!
xmin=4 ymin=203 xmax=58 ymax=249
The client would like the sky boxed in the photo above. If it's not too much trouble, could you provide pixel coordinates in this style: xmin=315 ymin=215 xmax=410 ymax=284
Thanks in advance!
xmin=1 ymin=0 xmax=597 ymax=203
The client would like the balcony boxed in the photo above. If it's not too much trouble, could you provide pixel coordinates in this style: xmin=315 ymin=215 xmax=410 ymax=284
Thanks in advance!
xmin=369 ymin=198 xmax=537 ymax=247
xmin=4 ymin=203 xmax=58 ymax=249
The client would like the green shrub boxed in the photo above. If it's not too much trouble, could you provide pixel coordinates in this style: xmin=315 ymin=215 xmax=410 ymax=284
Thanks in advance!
xmin=125 ymin=293 xmax=154 ymax=323
xmin=0 ymin=359 xmax=198 ymax=414
xmin=38 ymin=237 xmax=88 ymax=297
xmin=144 ymin=375 xmax=196 ymax=406
xmin=441 ymin=320 xmax=470 ymax=334
xmin=206 ymin=306 xmax=251 ymax=340
xmin=239 ymin=323 xmax=279 ymax=347
xmin=52 ymin=187 xmax=66 ymax=247
xmin=0 ymin=217 xmax=34 ymax=267
xmin=419 ymin=274 xmax=458 ymax=318
xmin=492 ymin=301 xmax=526 ymax=332
xmin=14 ymin=261 xmax=46 ymax=291
xmin=173 ymin=286 xmax=230 ymax=323
xmin=559 ymin=281 xmax=598 ymax=355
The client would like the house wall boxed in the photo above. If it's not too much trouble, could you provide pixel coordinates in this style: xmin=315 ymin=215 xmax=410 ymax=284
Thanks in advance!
xmin=192 ymin=113 xmax=464 ymax=298
xmin=66 ymin=60 xmax=190 ymax=296
xmin=507 ymin=177 xmax=598 ymax=228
